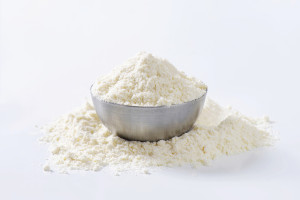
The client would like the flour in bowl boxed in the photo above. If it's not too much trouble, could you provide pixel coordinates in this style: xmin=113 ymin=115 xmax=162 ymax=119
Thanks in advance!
xmin=91 ymin=52 xmax=207 ymax=106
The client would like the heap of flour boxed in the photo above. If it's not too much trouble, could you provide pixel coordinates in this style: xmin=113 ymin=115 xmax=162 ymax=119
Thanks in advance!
xmin=92 ymin=52 xmax=207 ymax=106
xmin=41 ymin=52 xmax=275 ymax=173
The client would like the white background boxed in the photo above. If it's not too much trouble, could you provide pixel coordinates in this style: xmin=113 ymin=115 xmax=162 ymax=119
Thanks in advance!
xmin=1 ymin=0 xmax=300 ymax=199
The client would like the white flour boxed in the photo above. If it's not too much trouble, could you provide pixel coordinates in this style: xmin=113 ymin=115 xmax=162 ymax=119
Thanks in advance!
xmin=41 ymin=98 xmax=274 ymax=173
xmin=92 ymin=52 xmax=207 ymax=106
xmin=41 ymin=52 xmax=275 ymax=173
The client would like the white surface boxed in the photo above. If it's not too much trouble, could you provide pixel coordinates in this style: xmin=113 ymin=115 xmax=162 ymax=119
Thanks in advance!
xmin=0 ymin=0 xmax=299 ymax=199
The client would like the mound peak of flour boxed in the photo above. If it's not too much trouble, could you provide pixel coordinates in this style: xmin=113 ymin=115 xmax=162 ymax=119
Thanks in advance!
xmin=40 ymin=98 xmax=275 ymax=174
xmin=91 ymin=52 xmax=207 ymax=106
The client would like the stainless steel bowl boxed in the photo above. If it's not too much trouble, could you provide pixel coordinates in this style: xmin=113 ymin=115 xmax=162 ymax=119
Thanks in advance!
xmin=91 ymin=87 xmax=207 ymax=142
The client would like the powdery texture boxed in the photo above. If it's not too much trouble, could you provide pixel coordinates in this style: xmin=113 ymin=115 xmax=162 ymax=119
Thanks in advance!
xmin=91 ymin=52 xmax=207 ymax=106
xmin=41 ymin=98 xmax=275 ymax=173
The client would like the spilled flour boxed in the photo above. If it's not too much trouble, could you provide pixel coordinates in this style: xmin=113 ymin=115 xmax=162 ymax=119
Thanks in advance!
xmin=41 ymin=98 xmax=275 ymax=173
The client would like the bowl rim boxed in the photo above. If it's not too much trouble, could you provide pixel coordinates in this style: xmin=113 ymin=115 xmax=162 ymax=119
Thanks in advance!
xmin=90 ymin=84 xmax=207 ymax=109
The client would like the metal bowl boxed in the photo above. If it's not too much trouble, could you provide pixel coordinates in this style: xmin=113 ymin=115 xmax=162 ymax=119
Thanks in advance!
xmin=91 ymin=87 xmax=207 ymax=142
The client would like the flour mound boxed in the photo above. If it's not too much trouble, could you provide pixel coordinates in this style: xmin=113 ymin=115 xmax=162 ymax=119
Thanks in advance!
xmin=41 ymin=98 xmax=275 ymax=173
xmin=91 ymin=52 xmax=207 ymax=106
